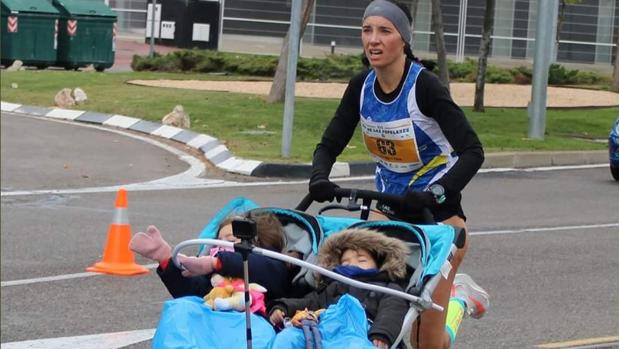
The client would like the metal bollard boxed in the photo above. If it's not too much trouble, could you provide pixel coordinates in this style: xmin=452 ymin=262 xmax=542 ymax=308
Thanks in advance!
xmin=330 ymin=40 xmax=336 ymax=55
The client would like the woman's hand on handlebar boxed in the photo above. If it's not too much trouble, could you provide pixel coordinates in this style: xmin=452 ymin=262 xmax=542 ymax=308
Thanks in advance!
xmin=401 ymin=191 xmax=437 ymax=212
xmin=309 ymin=178 xmax=339 ymax=202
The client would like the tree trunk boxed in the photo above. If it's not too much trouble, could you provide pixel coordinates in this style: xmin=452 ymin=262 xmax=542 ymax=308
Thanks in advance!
xmin=611 ymin=26 xmax=619 ymax=92
xmin=473 ymin=0 xmax=496 ymax=112
xmin=553 ymin=0 xmax=566 ymax=62
xmin=431 ymin=0 xmax=450 ymax=89
xmin=410 ymin=0 xmax=419 ymax=39
xmin=267 ymin=0 xmax=315 ymax=103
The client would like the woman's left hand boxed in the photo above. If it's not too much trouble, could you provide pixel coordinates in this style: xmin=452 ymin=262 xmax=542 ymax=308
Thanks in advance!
xmin=401 ymin=191 xmax=437 ymax=212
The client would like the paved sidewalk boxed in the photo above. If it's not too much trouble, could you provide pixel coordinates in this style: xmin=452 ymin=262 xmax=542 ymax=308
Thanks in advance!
xmin=1 ymin=101 xmax=608 ymax=179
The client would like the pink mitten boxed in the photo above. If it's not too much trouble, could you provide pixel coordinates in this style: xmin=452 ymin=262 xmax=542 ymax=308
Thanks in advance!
xmin=177 ymin=255 xmax=215 ymax=277
xmin=129 ymin=225 xmax=171 ymax=263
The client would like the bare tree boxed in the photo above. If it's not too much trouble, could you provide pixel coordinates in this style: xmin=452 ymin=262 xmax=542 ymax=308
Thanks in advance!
xmin=473 ymin=0 xmax=496 ymax=112
xmin=555 ymin=0 xmax=582 ymax=59
xmin=267 ymin=0 xmax=315 ymax=103
xmin=410 ymin=0 xmax=419 ymax=37
xmin=431 ymin=0 xmax=449 ymax=89
xmin=612 ymin=26 xmax=619 ymax=92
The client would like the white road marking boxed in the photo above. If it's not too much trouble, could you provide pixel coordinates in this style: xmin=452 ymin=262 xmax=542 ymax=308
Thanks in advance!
xmin=480 ymin=164 xmax=607 ymax=172
xmin=2 ymin=223 xmax=617 ymax=288
xmin=0 ymin=163 xmax=609 ymax=197
xmin=470 ymin=222 xmax=619 ymax=236
xmin=1 ymin=112 xmax=226 ymax=197
xmin=536 ymin=336 xmax=619 ymax=348
xmin=0 ymin=264 xmax=158 ymax=287
xmin=1 ymin=328 xmax=156 ymax=349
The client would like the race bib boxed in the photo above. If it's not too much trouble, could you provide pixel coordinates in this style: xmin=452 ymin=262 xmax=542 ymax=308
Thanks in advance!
xmin=361 ymin=117 xmax=421 ymax=173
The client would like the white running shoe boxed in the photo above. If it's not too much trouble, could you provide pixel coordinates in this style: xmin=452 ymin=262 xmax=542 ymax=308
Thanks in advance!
xmin=453 ymin=273 xmax=489 ymax=319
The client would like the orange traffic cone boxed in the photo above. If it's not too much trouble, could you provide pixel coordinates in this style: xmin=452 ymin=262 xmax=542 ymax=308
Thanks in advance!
xmin=86 ymin=188 xmax=149 ymax=276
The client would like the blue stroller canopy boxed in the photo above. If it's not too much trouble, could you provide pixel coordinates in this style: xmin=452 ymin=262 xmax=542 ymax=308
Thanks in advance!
xmin=156 ymin=196 xmax=459 ymax=349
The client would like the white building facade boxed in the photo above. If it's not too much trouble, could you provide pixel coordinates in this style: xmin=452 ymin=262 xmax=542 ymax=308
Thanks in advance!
xmin=107 ymin=0 xmax=617 ymax=65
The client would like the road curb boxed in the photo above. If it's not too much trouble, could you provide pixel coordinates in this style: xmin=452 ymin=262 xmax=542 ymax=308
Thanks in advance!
xmin=1 ymin=101 xmax=609 ymax=178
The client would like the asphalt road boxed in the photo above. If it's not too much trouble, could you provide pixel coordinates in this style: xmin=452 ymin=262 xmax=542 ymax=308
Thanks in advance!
xmin=0 ymin=113 xmax=188 ymax=191
xmin=1 ymin=111 xmax=618 ymax=349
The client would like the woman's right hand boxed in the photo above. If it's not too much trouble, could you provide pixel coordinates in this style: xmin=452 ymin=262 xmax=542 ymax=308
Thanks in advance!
xmin=309 ymin=178 xmax=339 ymax=202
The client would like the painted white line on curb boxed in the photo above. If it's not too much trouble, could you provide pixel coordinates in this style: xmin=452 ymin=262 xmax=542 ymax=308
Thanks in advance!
xmin=186 ymin=134 xmax=217 ymax=149
xmin=330 ymin=162 xmax=351 ymax=177
xmin=45 ymin=108 xmax=85 ymax=120
xmin=233 ymin=159 xmax=263 ymax=175
xmin=103 ymin=114 xmax=140 ymax=128
xmin=1 ymin=101 xmax=21 ymax=111
xmin=151 ymin=124 xmax=183 ymax=138
xmin=1 ymin=328 xmax=156 ymax=349
xmin=203 ymin=144 xmax=229 ymax=161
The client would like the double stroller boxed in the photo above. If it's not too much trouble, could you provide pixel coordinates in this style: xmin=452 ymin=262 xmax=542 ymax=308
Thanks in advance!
xmin=153 ymin=187 xmax=465 ymax=349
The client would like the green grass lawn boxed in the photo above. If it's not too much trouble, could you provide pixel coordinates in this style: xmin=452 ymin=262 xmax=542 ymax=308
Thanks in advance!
xmin=1 ymin=70 xmax=617 ymax=163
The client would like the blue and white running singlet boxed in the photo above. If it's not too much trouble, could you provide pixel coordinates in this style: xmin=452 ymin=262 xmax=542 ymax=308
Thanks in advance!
xmin=359 ymin=63 xmax=458 ymax=194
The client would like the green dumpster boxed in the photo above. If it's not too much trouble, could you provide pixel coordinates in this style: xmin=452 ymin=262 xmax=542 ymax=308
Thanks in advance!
xmin=52 ymin=0 xmax=116 ymax=71
xmin=1 ymin=0 xmax=60 ymax=69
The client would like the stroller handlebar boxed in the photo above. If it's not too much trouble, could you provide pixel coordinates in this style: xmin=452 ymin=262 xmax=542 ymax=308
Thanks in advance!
xmin=296 ymin=187 xmax=435 ymax=224
xmin=171 ymin=239 xmax=444 ymax=313
xmin=296 ymin=187 xmax=403 ymax=211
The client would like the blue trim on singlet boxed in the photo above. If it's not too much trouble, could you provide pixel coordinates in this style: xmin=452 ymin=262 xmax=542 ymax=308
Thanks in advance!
xmin=361 ymin=63 xmax=421 ymax=123
xmin=361 ymin=63 xmax=448 ymax=194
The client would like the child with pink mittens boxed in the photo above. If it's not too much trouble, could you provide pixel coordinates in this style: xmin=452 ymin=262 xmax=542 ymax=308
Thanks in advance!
xmin=130 ymin=213 xmax=293 ymax=303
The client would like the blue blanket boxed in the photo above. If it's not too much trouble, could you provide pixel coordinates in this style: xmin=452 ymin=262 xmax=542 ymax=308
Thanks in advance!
xmin=271 ymin=295 xmax=375 ymax=349
xmin=153 ymin=295 xmax=375 ymax=349
xmin=152 ymin=296 xmax=275 ymax=349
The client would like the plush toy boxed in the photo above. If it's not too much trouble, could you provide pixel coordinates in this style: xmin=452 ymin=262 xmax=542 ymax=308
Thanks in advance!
xmin=290 ymin=308 xmax=325 ymax=328
xmin=289 ymin=308 xmax=325 ymax=349
xmin=203 ymin=273 xmax=267 ymax=314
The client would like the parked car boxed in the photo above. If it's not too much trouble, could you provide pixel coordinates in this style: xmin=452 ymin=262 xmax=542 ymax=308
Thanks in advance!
xmin=610 ymin=118 xmax=619 ymax=181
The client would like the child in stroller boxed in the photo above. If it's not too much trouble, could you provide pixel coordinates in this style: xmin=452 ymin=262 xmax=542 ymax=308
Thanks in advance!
xmin=269 ymin=228 xmax=410 ymax=349
xmin=129 ymin=211 xmax=294 ymax=302
xmin=156 ymin=188 xmax=487 ymax=349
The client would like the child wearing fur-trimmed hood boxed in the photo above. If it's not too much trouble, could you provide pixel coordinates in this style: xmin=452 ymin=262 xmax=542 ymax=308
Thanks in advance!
xmin=268 ymin=228 xmax=410 ymax=349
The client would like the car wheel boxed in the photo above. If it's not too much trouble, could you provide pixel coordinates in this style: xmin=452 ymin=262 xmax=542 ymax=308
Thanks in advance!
xmin=611 ymin=166 xmax=619 ymax=181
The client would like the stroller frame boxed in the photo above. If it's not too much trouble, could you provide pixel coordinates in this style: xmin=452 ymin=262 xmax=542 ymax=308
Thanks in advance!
xmin=171 ymin=187 xmax=465 ymax=349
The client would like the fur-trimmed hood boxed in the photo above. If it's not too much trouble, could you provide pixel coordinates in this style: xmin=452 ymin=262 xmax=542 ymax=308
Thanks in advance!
xmin=319 ymin=228 xmax=409 ymax=281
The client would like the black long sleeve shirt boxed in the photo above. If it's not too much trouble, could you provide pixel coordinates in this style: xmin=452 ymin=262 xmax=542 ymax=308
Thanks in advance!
xmin=311 ymin=60 xmax=484 ymax=196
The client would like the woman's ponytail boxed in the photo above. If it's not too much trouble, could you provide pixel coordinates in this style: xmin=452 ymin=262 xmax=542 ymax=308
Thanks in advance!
xmin=404 ymin=43 xmax=437 ymax=71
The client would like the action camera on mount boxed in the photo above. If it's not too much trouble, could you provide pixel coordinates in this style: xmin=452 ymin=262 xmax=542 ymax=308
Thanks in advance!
xmin=232 ymin=217 xmax=257 ymax=242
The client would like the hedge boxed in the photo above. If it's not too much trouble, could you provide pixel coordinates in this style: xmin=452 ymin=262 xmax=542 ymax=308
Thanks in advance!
xmin=131 ymin=50 xmax=607 ymax=85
